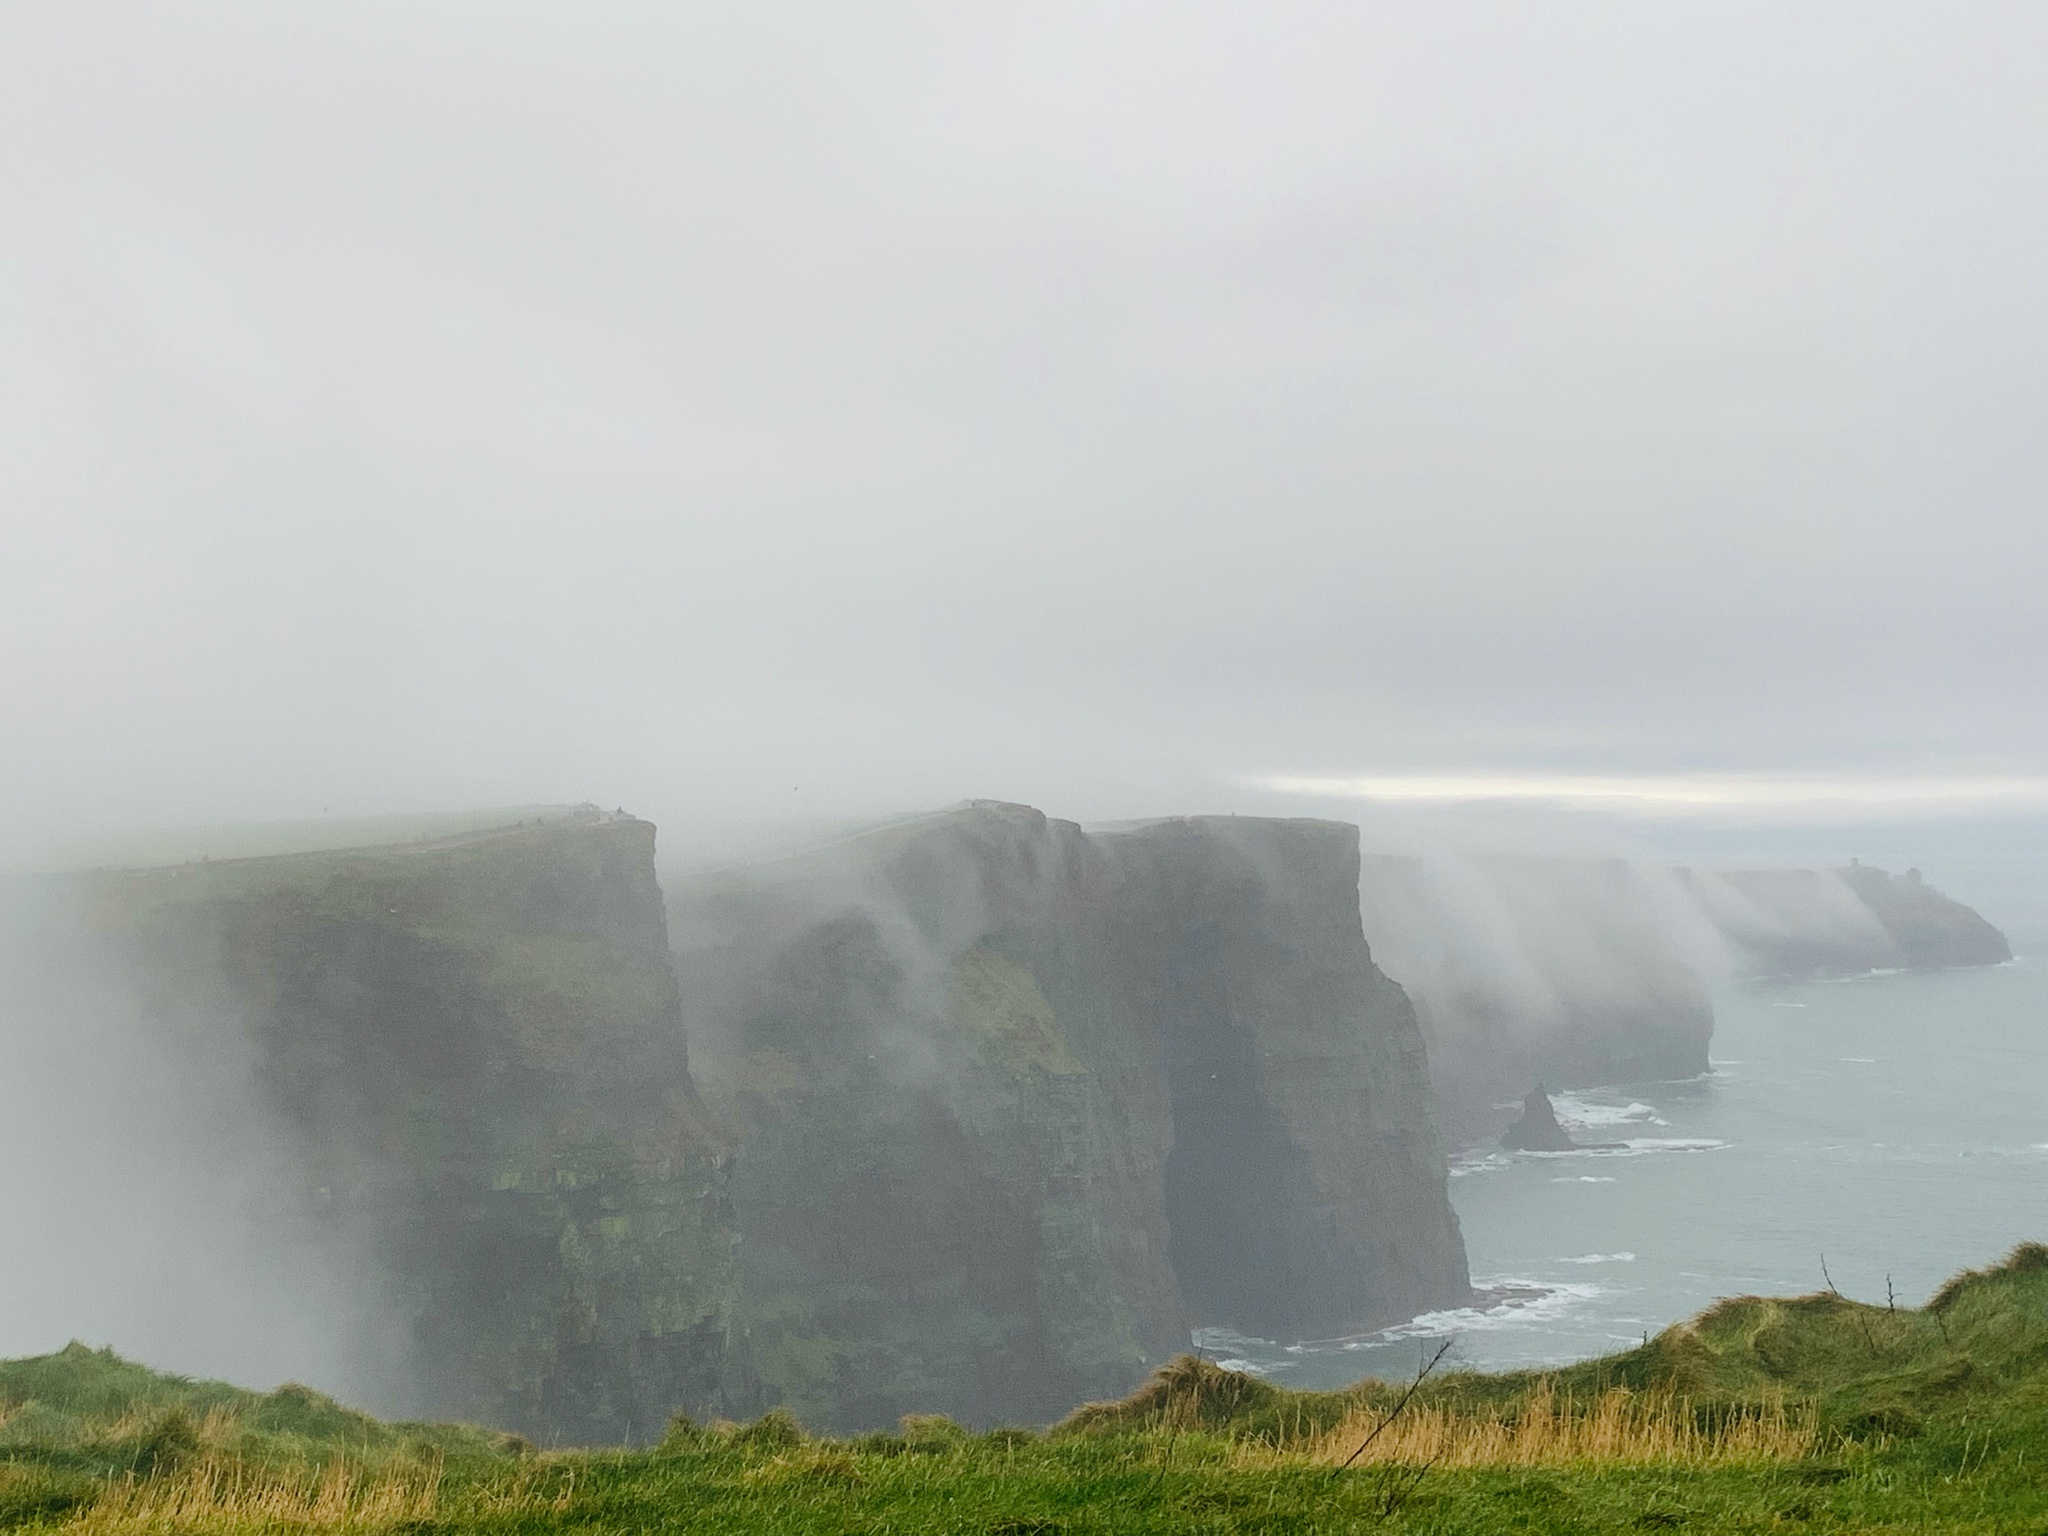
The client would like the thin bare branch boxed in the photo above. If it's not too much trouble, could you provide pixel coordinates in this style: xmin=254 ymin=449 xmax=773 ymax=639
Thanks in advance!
xmin=1334 ymin=1338 xmax=1454 ymax=1474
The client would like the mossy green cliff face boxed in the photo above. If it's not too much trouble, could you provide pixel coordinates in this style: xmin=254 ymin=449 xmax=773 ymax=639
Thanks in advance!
xmin=34 ymin=802 xmax=1468 ymax=1441
xmin=58 ymin=812 xmax=736 ymax=1444
xmin=1106 ymin=818 xmax=1467 ymax=1344
xmin=673 ymin=803 xmax=1470 ymax=1432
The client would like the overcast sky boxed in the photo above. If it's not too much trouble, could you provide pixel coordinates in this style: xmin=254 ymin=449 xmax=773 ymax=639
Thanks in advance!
xmin=4 ymin=2 xmax=2046 ymax=860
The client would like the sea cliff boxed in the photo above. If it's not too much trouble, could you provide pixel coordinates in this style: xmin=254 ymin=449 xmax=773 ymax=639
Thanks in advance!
xmin=27 ymin=802 xmax=1470 ymax=1438
xmin=46 ymin=809 xmax=736 ymax=1443
xmin=673 ymin=804 xmax=1470 ymax=1430
xmin=1687 ymin=862 xmax=2012 ymax=977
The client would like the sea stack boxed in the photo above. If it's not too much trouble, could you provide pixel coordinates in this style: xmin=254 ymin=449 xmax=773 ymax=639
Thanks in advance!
xmin=1500 ymin=1085 xmax=1579 ymax=1151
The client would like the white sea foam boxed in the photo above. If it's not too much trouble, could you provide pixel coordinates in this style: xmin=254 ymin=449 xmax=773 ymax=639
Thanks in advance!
xmin=1837 ymin=1057 xmax=1876 ymax=1064
xmin=1552 ymin=1175 xmax=1617 ymax=1183
xmin=1561 ymin=1252 xmax=1635 ymax=1264
xmin=1769 ymin=1002 xmax=1808 ymax=1009
xmin=1372 ymin=1279 xmax=1603 ymax=1341
xmin=1449 ymin=1151 xmax=1513 ymax=1178
xmin=1550 ymin=1094 xmax=1666 ymax=1128
xmin=1189 ymin=1326 xmax=1297 ymax=1375
xmin=1519 ymin=1137 xmax=1729 ymax=1160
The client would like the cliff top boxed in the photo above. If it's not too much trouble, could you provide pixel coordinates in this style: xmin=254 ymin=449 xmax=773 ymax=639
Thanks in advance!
xmin=33 ymin=804 xmax=619 ymax=874
xmin=671 ymin=801 xmax=1365 ymax=894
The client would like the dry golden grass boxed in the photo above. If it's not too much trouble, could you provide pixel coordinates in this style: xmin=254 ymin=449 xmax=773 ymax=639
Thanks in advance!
xmin=54 ymin=1454 xmax=589 ymax=1535
xmin=81 ymin=1407 xmax=241 ymax=1458
xmin=56 ymin=1455 xmax=444 ymax=1534
xmin=1251 ymin=1382 xmax=1814 ymax=1470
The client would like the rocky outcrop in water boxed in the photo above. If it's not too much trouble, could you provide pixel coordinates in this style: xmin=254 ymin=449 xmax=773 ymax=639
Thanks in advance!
xmin=1498 ymin=1086 xmax=1579 ymax=1151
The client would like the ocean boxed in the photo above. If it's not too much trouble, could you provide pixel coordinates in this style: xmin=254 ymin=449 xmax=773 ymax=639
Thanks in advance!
xmin=1198 ymin=949 xmax=2048 ymax=1387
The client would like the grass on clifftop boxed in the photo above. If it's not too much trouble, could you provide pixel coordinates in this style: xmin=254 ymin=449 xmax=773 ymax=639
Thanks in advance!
xmin=3 ymin=1243 xmax=2046 ymax=1534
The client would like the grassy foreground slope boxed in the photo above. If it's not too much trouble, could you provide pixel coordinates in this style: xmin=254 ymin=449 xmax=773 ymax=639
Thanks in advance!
xmin=1 ymin=1244 xmax=2043 ymax=1534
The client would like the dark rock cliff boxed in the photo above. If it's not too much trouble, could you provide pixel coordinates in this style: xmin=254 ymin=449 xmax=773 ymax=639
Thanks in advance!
xmin=32 ymin=802 xmax=1470 ymax=1439
xmin=1689 ymin=863 xmax=2012 ymax=977
xmin=671 ymin=804 xmax=1470 ymax=1430
xmin=671 ymin=804 xmax=1178 ymax=1432
xmin=1106 ymin=818 xmax=1466 ymax=1344
xmin=50 ymin=810 xmax=736 ymax=1443
xmin=1498 ymin=1087 xmax=1579 ymax=1152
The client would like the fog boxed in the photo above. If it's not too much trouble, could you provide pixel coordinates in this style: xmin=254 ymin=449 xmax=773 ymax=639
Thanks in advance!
xmin=2 ymin=2 xmax=2045 ymax=866
xmin=2 ymin=3 xmax=2045 ymax=1408
xmin=0 ymin=884 xmax=413 ymax=1405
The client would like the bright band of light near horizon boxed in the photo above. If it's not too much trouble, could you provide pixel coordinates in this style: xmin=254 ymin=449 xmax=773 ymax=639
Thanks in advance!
xmin=1253 ymin=773 xmax=2048 ymax=815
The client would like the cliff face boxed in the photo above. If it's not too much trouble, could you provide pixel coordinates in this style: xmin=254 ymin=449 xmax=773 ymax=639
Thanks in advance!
xmin=58 ymin=811 xmax=735 ymax=1442
xmin=1690 ymin=864 xmax=2012 ymax=977
xmin=43 ymin=799 xmax=2011 ymax=1434
xmin=672 ymin=804 xmax=1469 ymax=1430
xmin=1357 ymin=855 xmax=1715 ymax=1141
xmin=36 ymin=801 xmax=1469 ymax=1439
xmin=1104 ymin=820 xmax=1465 ymax=1342
xmin=1357 ymin=853 xmax=2012 ymax=1143
xmin=671 ymin=804 xmax=1178 ymax=1431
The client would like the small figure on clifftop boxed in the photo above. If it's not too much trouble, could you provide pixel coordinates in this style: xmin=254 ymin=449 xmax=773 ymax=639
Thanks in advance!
xmin=1500 ymin=1085 xmax=1580 ymax=1151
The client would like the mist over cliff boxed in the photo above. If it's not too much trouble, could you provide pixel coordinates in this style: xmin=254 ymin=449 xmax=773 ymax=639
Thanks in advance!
xmin=1355 ymin=854 xmax=1720 ymax=1138
xmin=0 ymin=876 xmax=409 ymax=1410
xmin=1686 ymin=862 xmax=2013 ymax=978
xmin=0 ymin=811 xmax=733 ymax=1439
xmin=2 ymin=802 xmax=1476 ymax=1437
xmin=672 ymin=802 xmax=1469 ymax=1430
xmin=0 ymin=789 xmax=2017 ymax=1440
xmin=1352 ymin=849 xmax=2012 ymax=1140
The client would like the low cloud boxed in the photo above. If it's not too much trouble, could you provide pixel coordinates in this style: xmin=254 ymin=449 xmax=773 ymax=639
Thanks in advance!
xmin=1255 ymin=773 xmax=2048 ymax=824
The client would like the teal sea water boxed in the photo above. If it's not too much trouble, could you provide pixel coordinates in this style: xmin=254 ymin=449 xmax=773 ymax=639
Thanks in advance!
xmin=1200 ymin=949 xmax=2048 ymax=1388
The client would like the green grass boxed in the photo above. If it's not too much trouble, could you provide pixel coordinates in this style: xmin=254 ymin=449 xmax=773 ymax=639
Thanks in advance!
xmin=4 ymin=1244 xmax=2046 ymax=1533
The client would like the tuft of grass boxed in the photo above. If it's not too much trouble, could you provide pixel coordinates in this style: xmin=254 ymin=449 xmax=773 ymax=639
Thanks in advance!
xmin=730 ymin=1407 xmax=805 ymax=1450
